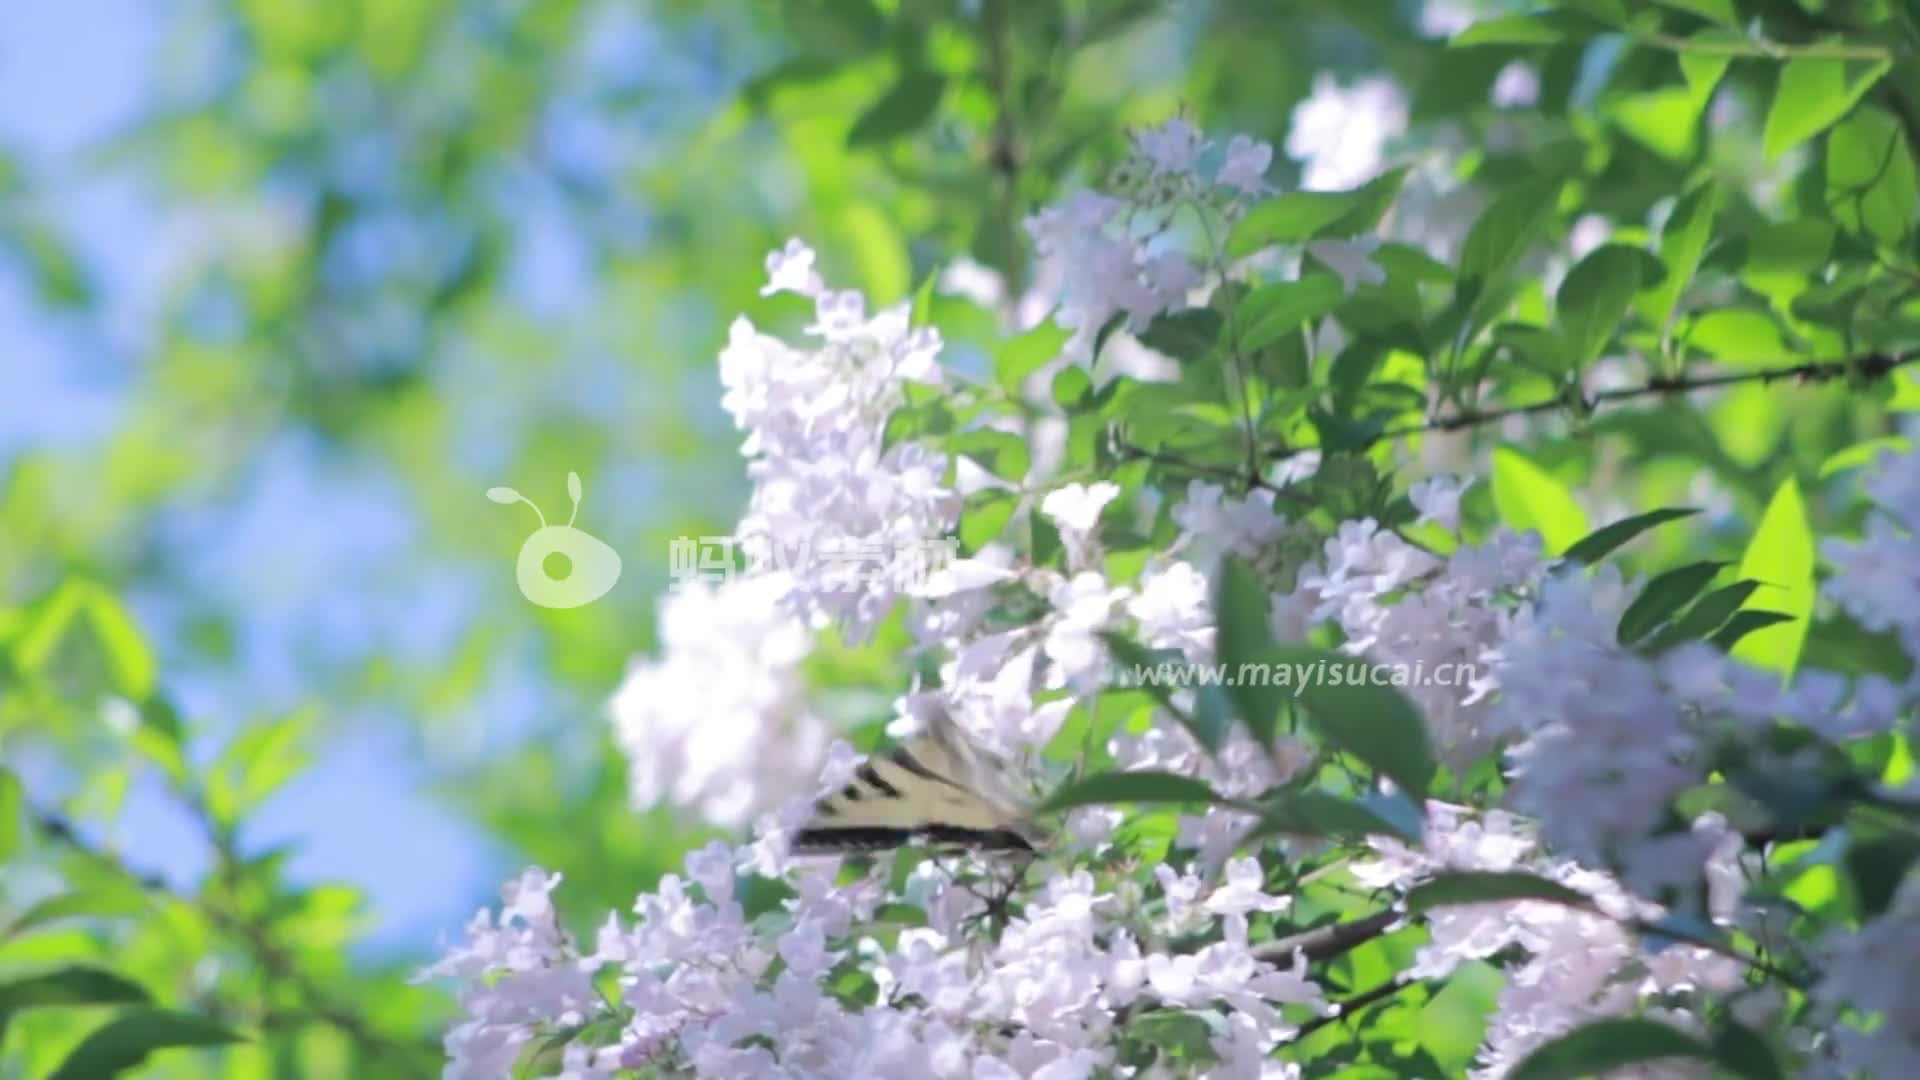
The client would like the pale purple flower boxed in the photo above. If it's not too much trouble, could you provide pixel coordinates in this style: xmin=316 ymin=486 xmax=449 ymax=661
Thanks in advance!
xmin=1216 ymin=134 xmax=1275 ymax=195
xmin=1133 ymin=116 xmax=1209 ymax=178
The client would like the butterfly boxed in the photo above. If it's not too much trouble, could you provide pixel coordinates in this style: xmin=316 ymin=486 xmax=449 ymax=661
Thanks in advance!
xmin=793 ymin=704 xmax=1042 ymax=856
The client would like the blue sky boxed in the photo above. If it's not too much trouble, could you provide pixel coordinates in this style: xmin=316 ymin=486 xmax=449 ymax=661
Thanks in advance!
xmin=0 ymin=0 xmax=616 ymax=956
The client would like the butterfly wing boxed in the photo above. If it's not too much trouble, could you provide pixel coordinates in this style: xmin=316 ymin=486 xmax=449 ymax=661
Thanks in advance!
xmin=793 ymin=731 xmax=1036 ymax=855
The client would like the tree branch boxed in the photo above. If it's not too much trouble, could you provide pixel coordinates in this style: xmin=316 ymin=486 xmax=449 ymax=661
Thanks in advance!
xmin=1285 ymin=973 xmax=1420 ymax=1044
xmin=1269 ymin=350 xmax=1918 ymax=462
xmin=1254 ymin=908 xmax=1403 ymax=966
xmin=28 ymin=807 xmax=440 ymax=1074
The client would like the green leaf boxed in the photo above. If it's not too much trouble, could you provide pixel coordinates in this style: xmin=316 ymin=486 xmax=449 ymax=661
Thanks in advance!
xmin=1456 ymin=177 xmax=1565 ymax=341
xmin=1102 ymin=634 xmax=1232 ymax=752
xmin=1820 ymin=436 xmax=1911 ymax=478
xmin=1252 ymin=789 xmax=1425 ymax=845
xmin=996 ymin=322 xmax=1070 ymax=393
xmin=910 ymin=264 xmax=940 ymax=326
xmin=1687 ymin=308 xmax=1792 ymax=365
xmin=47 ymin=1007 xmax=244 ymax=1080
xmin=1406 ymin=871 xmax=1594 ymax=914
xmin=0 ymin=967 xmax=149 ymax=1034
xmin=1652 ymin=0 xmax=1738 ymax=27
xmin=1762 ymin=56 xmax=1893 ymax=162
xmin=1232 ymin=273 xmax=1345 ymax=353
xmin=960 ymin=491 xmax=1021 ymax=549
xmin=1557 ymin=244 xmax=1650 ymax=367
xmin=5 ymin=221 xmax=92 ymax=307
xmin=1733 ymin=477 xmax=1814 ymax=675
xmin=82 ymin=586 xmax=156 ymax=703
xmin=1644 ymin=182 xmax=1719 ymax=333
xmin=0 ymin=768 xmax=19 ymax=861
xmin=1562 ymin=507 xmax=1700 ymax=565
xmin=1491 ymin=447 xmax=1590 ymax=556
xmin=1709 ymin=1019 xmax=1787 ymax=1080
xmin=1678 ymin=49 xmax=1732 ymax=102
xmin=11 ymin=580 xmax=157 ymax=703
xmin=1713 ymin=609 xmax=1797 ymax=652
xmin=1617 ymin=561 xmax=1727 ymax=646
xmin=205 ymin=708 xmax=317 ymax=827
xmin=1450 ymin=12 xmax=1595 ymax=45
xmin=1844 ymin=833 xmax=1920 ymax=916
xmin=1214 ymin=557 xmax=1283 ymax=747
xmin=14 ymin=580 xmax=85 ymax=674
xmin=1268 ymin=646 xmax=1435 ymax=800
xmin=847 ymin=69 xmax=945 ymax=146
xmin=1126 ymin=1009 xmax=1223 ymax=1063
xmin=1647 ymin=580 xmax=1763 ymax=649
xmin=1137 ymin=309 xmax=1223 ymax=363
xmin=1226 ymin=168 xmax=1407 ymax=255
xmin=3 ymin=886 xmax=148 ymax=940
xmin=1825 ymin=105 xmax=1919 ymax=244
xmin=1608 ymin=87 xmax=1707 ymax=161
xmin=1510 ymin=1018 xmax=1713 ymax=1080
xmin=132 ymin=698 xmax=189 ymax=784
xmin=1051 ymin=365 xmax=1093 ymax=411
xmin=1037 ymin=770 xmax=1223 ymax=814
xmin=1490 ymin=323 xmax=1567 ymax=374
xmin=948 ymin=430 xmax=1029 ymax=483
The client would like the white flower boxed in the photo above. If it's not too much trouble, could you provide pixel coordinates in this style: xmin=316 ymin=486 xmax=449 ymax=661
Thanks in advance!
xmin=1421 ymin=0 xmax=1481 ymax=37
xmin=1128 ymin=559 xmax=1215 ymax=661
xmin=1286 ymin=74 xmax=1408 ymax=191
xmin=1041 ymin=482 xmax=1121 ymax=541
xmin=762 ymin=236 xmax=825 ymax=297
xmin=610 ymin=575 xmax=831 ymax=826
xmin=1307 ymin=235 xmax=1387 ymax=292
xmin=721 ymin=241 xmax=962 ymax=637
xmin=1133 ymin=116 xmax=1209 ymax=178
xmin=1410 ymin=474 xmax=1470 ymax=531
xmin=1491 ymin=61 xmax=1541 ymax=108
xmin=1216 ymin=135 xmax=1275 ymax=195
xmin=1810 ymin=877 xmax=1920 ymax=1077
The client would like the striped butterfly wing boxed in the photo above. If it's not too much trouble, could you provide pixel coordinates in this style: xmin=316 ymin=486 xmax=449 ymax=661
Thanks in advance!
xmin=793 ymin=733 xmax=1035 ymax=855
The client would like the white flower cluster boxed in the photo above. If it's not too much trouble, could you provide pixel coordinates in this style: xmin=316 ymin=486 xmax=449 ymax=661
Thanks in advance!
xmin=1809 ymin=874 xmax=1920 ymax=1078
xmin=1285 ymin=74 xmax=1408 ymax=192
xmin=722 ymin=238 xmax=962 ymax=637
xmin=437 ymin=84 xmax=1920 ymax=1075
xmin=1023 ymin=116 xmax=1385 ymax=362
xmin=1821 ymin=443 xmax=1920 ymax=686
xmin=1288 ymin=484 xmax=1546 ymax=761
xmin=1355 ymin=803 xmax=1745 ymax=1079
xmin=610 ymin=574 xmax=832 ymax=827
xmin=423 ymin=842 xmax=1321 ymax=1079
xmin=1497 ymin=562 xmax=1911 ymax=910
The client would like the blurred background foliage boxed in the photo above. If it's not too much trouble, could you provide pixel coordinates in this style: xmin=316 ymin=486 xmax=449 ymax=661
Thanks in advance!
xmin=2 ymin=0 xmax=1918 ymax=1075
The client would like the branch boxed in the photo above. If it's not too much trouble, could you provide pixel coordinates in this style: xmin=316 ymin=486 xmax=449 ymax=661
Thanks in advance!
xmin=1270 ymin=350 xmax=1917 ymax=462
xmin=1109 ymin=434 xmax=1314 ymax=504
xmin=1254 ymin=909 xmax=1402 ymax=966
xmin=1629 ymin=31 xmax=1897 ymax=61
xmin=1285 ymin=973 xmax=1420 ymax=1044
xmin=981 ymin=0 xmax=1026 ymax=302
xmin=28 ymin=807 xmax=441 ymax=1075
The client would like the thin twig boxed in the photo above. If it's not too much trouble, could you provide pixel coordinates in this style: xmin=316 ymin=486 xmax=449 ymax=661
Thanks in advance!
xmin=1109 ymin=434 xmax=1314 ymax=504
xmin=1285 ymin=974 xmax=1419 ymax=1044
xmin=1254 ymin=908 xmax=1403 ymax=966
xmin=28 ymin=807 xmax=441 ymax=1073
xmin=1267 ymin=350 xmax=1917 ymax=462
xmin=1628 ymin=32 xmax=1896 ymax=61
